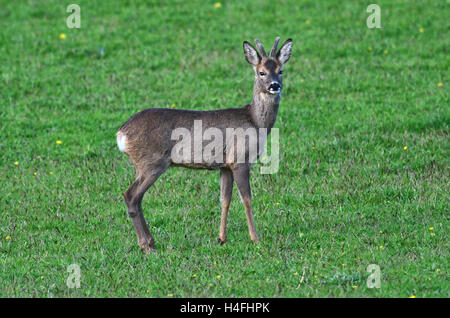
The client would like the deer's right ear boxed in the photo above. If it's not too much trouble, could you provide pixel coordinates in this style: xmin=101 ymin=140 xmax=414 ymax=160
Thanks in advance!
xmin=243 ymin=41 xmax=261 ymax=66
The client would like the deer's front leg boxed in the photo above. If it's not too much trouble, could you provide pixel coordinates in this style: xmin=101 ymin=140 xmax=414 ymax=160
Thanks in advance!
xmin=218 ymin=168 xmax=233 ymax=244
xmin=232 ymin=165 xmax=259 ymax=243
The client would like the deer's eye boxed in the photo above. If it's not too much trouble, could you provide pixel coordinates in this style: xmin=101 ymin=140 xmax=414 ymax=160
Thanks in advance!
xmin=279 ymin=70 xmax=283 ymax=75
xmin=259 ymin=71 xmax=266 ymax=76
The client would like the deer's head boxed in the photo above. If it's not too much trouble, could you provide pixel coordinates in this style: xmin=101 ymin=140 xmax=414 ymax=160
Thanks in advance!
xmin=243 ymin=37 xmax=292 ymax=96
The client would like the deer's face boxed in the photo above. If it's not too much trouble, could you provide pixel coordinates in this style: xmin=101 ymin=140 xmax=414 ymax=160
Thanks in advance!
xmin=243 ymin=37 xmax=292 ymax=96
xmin=256 ymin=58 xmax=283 ymax=95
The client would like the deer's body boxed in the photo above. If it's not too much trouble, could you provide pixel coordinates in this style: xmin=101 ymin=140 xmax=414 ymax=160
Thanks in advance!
xmin=117 ymin=37 xmax=292 ymax=252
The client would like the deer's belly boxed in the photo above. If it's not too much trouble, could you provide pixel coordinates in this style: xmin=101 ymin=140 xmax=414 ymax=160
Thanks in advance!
xmin=171 ymin=161 xmax=226 ymax=170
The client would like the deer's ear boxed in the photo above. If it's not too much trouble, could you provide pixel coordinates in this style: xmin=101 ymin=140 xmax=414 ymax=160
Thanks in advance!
xmin=243 ymin=41 xmax=261 ymax=66
xmin=277 ymin=38 xmax=292 ymax=65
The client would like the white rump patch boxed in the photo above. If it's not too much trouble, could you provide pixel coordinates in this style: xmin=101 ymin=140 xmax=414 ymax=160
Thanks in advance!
xmin=116 ymin=132 xmax=127 ymax=152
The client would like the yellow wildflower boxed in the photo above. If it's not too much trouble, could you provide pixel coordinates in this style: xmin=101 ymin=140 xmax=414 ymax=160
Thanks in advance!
xmin=216 ymin=275 xmax=222 ymax=279
xmin=214 ymin=2 xmax=222 ymax=8
xmin=437 ymin=82 xmax=443 ymax=87
xmin=59 ymin=33 xmax=66 ymax=40
xmin=403 ymin=146 xmax=408 ymax=151
xmin=419 ymin=28 xmax=424 ymax=33
xmin=409 ymin=295 xmax=416 ymax=298
xmin=56 ymin=140 xmax=62 ymax=144
xmin=429 ymin=227 xmax=433 ymax=231
xmin=14 ymin=161 xmax=19 ymax=166
xmin=5 ymin=235 xmax=11 ymax=240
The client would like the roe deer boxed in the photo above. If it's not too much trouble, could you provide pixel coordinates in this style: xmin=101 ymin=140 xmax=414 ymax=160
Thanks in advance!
xmin=117 ymin=37 xmax=292 ymax=252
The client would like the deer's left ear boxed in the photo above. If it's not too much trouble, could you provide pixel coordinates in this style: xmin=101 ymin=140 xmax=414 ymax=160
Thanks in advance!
xmin=277 ymin=39 xmax=293 ymax=65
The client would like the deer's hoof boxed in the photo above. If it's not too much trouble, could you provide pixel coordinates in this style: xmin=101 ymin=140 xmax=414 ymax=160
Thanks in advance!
xmin=217 ymin=237 xmax=226 ymax=245
xmin=139 ymin=241 xmax=155 ymax=254
xmin=140 ymin=245 xmax=156 ymax=254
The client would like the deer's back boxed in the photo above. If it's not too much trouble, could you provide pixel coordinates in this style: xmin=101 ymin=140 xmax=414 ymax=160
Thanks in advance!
xmin=117 ymin=106 xmax=259 ymax=170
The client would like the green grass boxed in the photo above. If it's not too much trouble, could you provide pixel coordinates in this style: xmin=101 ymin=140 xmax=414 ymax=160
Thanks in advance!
xmin=0 ymin=0 xmax=448 ymax=297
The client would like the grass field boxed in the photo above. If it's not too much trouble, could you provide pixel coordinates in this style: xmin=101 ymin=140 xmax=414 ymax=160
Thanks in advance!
xmin=0 ymin=0 xmax=448 ymax=297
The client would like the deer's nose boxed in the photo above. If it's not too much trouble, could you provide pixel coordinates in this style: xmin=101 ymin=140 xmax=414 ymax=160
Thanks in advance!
xmin=269 ymin=82 xmax=281 ymax=91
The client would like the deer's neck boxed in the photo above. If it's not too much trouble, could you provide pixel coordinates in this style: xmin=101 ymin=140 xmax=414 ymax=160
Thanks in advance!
xmin=249 ymin=83 xmax=280 ymax=129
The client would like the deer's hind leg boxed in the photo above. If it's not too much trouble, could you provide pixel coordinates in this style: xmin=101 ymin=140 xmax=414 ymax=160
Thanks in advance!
xmin=124 ymin=160 xmax=168 ymax=253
